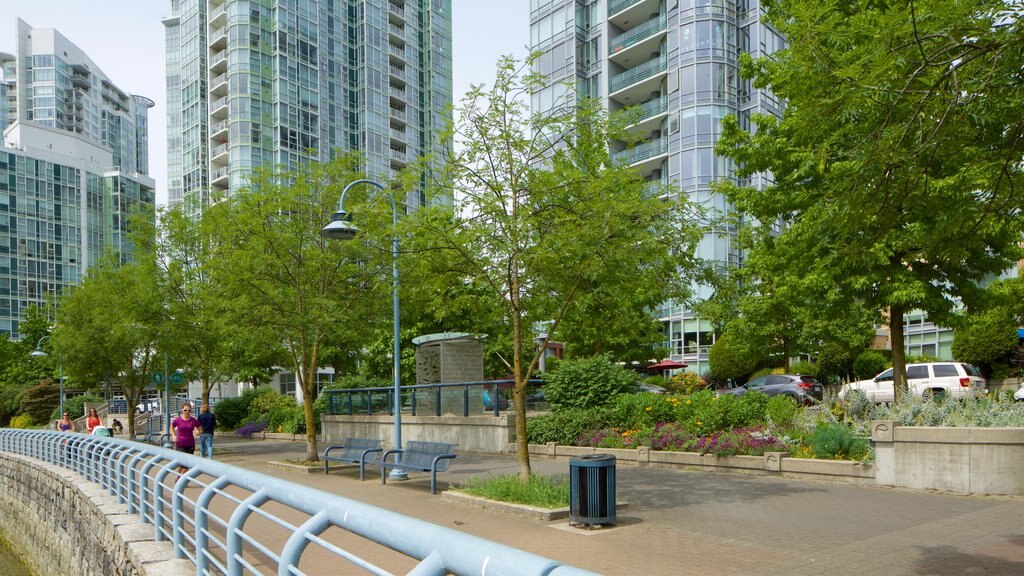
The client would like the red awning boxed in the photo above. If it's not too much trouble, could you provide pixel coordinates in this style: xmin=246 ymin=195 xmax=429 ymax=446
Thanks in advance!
xmin=645 ymin=359 xmax=688 ymax=371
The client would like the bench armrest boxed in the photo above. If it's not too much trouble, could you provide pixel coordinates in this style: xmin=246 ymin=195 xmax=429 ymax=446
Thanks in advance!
xmin=380 ymin=448 xmax=405 ymax=466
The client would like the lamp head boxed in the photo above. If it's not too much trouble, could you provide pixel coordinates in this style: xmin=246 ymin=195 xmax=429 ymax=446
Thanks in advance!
xmin=30 ymin=348 xmax=47 ymax=358
xmin=320 ymin=210 xmax=359 ymax=241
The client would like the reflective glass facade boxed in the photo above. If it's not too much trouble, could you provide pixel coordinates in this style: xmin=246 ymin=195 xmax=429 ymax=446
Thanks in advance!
xmin=531 ymin=0 xmax=783 ymax=374
xmin=0 ymin=20 xmax=156 ymax=338
xmin=164 ymin=0 xmax=452 ymax=214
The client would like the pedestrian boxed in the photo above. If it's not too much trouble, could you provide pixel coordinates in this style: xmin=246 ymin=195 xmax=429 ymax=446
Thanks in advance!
xmin=197 ymin=403 xmax=217 ymax=459
xmin=85 ymin=408 xmax=102 ymax=434
xmin=56 ymin=412 xmax=76 ymax=432
xmin=170 ymin=404 xmax=199 ymax=474
xmin=111 ymin=418 xmax=123 ymax=435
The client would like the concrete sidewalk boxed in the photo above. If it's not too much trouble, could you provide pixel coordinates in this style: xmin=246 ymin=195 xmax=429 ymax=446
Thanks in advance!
xmin=213 ymin=438 xmax=1024 ymax=576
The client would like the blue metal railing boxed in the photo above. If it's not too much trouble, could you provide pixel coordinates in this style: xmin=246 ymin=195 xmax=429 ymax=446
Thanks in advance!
xmin=324 ymin=380 xmax=544 ymax=417
xmin=0 ymin=429 xmax=594 ymax=576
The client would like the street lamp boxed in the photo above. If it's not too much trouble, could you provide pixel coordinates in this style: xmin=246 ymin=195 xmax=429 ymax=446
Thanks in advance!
xmin=30 ymin=335 xmax=63 ymax=417
xmin=322 ymin=178 xmax=406 ymax=480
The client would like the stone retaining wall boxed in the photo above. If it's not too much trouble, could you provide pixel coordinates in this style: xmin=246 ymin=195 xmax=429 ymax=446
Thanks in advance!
xmin=0 ymin=452 xmax=190 ymax=576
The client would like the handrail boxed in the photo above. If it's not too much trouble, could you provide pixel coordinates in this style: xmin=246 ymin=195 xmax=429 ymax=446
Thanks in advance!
xmin=0 ymin=429 xmax=595 ymax=576
xmin=324 ymin=379 xmax=544 ymax=417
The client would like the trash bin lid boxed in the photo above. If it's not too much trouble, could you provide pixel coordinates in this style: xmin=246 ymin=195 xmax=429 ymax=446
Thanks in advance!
xmin=569 ymin=453 xmax=616 ymax=467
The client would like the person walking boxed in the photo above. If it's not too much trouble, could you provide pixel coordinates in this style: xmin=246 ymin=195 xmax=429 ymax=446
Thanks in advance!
xmin=171 ymin=405 xmax=199 ymax=474
xmin=56 ymin=412 xmax=75 ymax=432
xmin=197 ymin=403 xmax=217 ymax=459
xmin=85 ymin=408 xmax=102 ymax=434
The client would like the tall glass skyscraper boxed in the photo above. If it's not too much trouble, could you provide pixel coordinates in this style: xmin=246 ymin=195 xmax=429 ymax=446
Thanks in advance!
xmin=0 ymin=19 xmax=156 ymax=338
xmin=163 ymin=0 xmax=452 ymax=213
xmin=530 ymin=0 xmax=785 ymax=374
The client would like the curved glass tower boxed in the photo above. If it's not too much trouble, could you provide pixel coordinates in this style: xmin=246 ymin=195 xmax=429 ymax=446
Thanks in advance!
xmin=531 ymin=0 xmax=784 ymax=373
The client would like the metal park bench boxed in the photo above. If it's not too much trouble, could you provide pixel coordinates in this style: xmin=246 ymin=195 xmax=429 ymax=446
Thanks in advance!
xmin=380 ymin=440 xmax=457 ymax=495
xmin=322 ymin=438 xmax=384 ymax=481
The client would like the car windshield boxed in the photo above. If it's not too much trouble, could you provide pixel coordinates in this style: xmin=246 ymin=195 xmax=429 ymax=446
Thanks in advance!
xmin=962 ymin=363 xmax=982 ymax=377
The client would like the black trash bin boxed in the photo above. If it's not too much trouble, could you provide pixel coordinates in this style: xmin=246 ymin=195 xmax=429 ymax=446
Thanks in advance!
xmin=569 ymin=453 xmax=616 ymax=527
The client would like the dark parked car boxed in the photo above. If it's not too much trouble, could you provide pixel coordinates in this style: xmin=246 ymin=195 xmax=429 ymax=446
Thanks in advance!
xmin=719 ymin=374 xmax=823 ymax=405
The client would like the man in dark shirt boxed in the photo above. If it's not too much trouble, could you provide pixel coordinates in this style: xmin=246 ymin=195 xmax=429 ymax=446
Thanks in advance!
xmin=197 ymin=403 xmax=217 ymax=459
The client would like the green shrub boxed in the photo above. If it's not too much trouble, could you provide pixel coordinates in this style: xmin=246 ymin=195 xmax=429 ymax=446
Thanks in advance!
xmin=526 ymin=406 xmax=609 ymax=445
xmin=21 ymin=379 xmax=59 ymax=424
xmin=669 ymin=372 xmax=705 ymax=394
xmin=214 ymin=396 xmax=249 ymax=430
xmin=541 ymin=355 xmax=636 ymax=411
xmin=247 ymin=387 xmax=296 ymax=421
xmin=789 ymin=361 xmax=818 ymax=376
xmin=708 ymin=332 xmax=762 ymax=383
xmin=810 ymin=423 xmax=869 ymax=460
xmin=686 ymin=390 xmax=767 ymax=435
xmin=765 ymin=395 xmax=799 ymax=427
xmin=605 ymin=393 xmax=682 ymax=430
xmin=53 ymin=395 xmax=103 ymax=421
xmin=852 ymin=350 xmax=889 ymax=380
xmin=8 ymin=414 xmax=33 ymax=429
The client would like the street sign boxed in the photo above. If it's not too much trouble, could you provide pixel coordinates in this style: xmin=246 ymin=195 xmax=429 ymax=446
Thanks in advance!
xmin=170 ymin=371 xmax=184 ymax=385
xmin=151 ymin=372 xmax=163 ymax=385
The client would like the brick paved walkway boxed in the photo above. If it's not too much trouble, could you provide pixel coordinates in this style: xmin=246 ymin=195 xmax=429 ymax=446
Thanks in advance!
xmin=214 ymin=438 xmax=1024 ymax=576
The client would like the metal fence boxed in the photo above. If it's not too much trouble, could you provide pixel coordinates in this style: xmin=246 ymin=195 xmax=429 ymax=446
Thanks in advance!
xmin=0 ymin=429 xmax=595 ymax=576
xmin=324 ymin=380 xmax=545 ymax=418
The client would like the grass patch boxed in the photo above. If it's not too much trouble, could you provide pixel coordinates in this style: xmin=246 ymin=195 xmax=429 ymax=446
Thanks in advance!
xmin=285 ymin=459 xmax=321 ymax=467
xmin=455 ymin=473 xmax=570 ymax=509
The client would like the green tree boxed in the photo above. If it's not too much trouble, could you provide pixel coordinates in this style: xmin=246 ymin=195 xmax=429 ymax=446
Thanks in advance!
xmin=717 ymin=0 xmax=1024 ymax=400
xmin=205 ymin=156 xmax=374 ymax=460
xmin=52 ymin=252 xmax=166 ymax=438
xmin=424 ymin=56 xmax=704 ymax=478
xmin=134 ymin=200 xmax=235 ymax=407
xmin=708 ymin=331 xmax=762 ymax=385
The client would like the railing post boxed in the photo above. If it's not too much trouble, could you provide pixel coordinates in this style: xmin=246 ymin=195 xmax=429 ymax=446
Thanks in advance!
xmin=228 ymin=489 xmax=270 ymax=576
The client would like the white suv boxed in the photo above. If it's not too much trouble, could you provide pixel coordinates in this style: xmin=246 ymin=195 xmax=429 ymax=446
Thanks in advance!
xmin=839 ymin=362 xmax=986 ymax=403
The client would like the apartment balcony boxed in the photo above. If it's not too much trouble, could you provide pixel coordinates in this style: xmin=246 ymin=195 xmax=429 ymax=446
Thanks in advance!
xmin=609 ymin=15 xmax=666 ymax=59
xmin=210 ymin=72 xmax=228 ymax=96
xmin=209 ymin=3 xmax=227 ymax=27
xmin=612 ymin=137 xmax=668 ymax=167
xmin=390 ymin=127 xmax=407 ymax=144
xmin=389 ymin=106 xmax=407 ymax=125
xmin=622 ymin=95 xmax=668 ymax=136
xmin=209 ymin=95 xmax=228 ymax=119
xmin=389 ymin=23 xmax=405 ymax=42
xmin=390 ymin=148 xmax=407 ymax=167
xmin=210 ymin=142 xmax=229 ymax=164
xmin=209 ymin=26 xmax=227 ymax=51
xmin=210 ymin=119 xmax=228 ymax=140
xmin=389 ymin=64 xmax=405 ymax=84
xmin=388 ymin=2 xmax=405 ymax=21
xmin=210 ymin=49 xmax=227 ymax=73
xmin=608 ymin=0 xmax=659 ymax=28
xmin=609 ymin=56 xmax=667 ymax=102
xmin=210 ymin=167 xmax=229 ymax=188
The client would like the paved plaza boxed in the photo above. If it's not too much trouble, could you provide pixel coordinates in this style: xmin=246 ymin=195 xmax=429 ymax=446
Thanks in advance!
xmin=214 ymin=438 xmax=1024 ymax=576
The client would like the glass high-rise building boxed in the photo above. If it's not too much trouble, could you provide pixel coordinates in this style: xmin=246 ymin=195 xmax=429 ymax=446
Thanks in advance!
xmin=0 ymin=19 xmax=156 ymax=338
xmin=163 ymin=0 xmax=452 ymax=214
xmin=530 ymin=0 xmax=785 ymax=374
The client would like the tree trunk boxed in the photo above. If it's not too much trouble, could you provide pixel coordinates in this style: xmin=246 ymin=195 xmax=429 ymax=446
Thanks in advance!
xmin=890 ymin=304 xmax=907 ymax=402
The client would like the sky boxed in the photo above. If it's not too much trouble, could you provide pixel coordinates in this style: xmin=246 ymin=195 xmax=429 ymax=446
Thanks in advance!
xmin=2 ymin=0 xmax=530 ymax=206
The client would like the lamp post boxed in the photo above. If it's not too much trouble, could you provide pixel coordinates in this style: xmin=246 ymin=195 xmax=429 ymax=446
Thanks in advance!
xmin=321 ymin=178 xmax=406 ymax=480
xmin=30 ymin=335 xmax=63 ymax=417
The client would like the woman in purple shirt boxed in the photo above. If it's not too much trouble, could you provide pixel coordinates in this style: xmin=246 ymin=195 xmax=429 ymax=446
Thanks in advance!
xmin=171 ymin=405 xmax=199 ymax=473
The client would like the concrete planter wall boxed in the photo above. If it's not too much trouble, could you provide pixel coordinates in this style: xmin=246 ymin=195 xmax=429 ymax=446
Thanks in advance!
xmin=523 ymin=443 xmax=875 ymax=484
xmin=872 ymin=421 xmax=1024 ymax=495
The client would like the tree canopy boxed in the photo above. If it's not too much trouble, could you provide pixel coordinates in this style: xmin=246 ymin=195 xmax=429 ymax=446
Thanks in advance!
xmin=716 ymin=0 xmax=1024 ymax=398
xmin=424 ymin=55 xmax=706 ymax=477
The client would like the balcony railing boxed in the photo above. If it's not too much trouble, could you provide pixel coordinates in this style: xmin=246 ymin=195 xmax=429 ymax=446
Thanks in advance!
xmin=612 ymin=137 xmax=668 ymax=165
xmin=627 ymin=95 xmax=668 ymax=124
xmin=608 ymin=0 xmax=644 ymax=16
xmin=609 ymin=56 xmax=667 ymax=93
xmin=609 ymin=15 xmax=666 ymax=55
